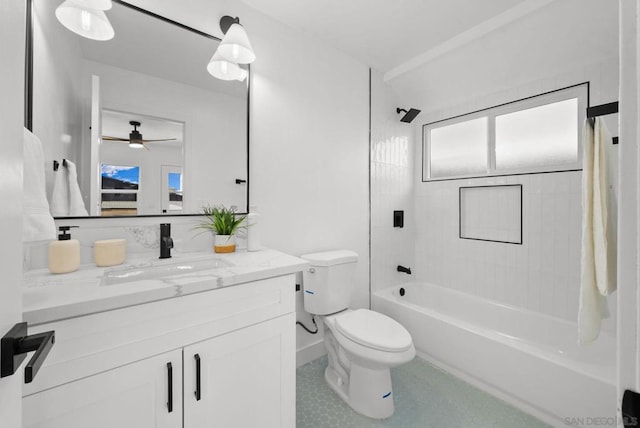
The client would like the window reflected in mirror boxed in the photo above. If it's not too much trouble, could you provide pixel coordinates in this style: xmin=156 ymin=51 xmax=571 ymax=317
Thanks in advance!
xmin=100 ymin=163 xmax=139 ymax=216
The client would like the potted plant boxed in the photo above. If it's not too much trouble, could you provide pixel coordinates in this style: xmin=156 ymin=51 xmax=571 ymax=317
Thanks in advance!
xmin=195 ymin=205 xmax=247 ymax=253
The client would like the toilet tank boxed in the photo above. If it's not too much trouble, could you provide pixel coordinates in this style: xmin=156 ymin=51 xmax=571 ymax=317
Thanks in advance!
xmin=301 ymin=250 xmax=358 ymax=315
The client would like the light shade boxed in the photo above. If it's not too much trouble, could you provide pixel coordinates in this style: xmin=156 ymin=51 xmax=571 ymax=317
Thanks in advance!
xmin=217 ymin=23 xmax=255 ymax=64
xmin=129 ymin=141 xmax=144 ymax=149
xmin=55 ymin=0 xmax=115 ymax=41
xmin=207 ymin=50 xmax=248 ymax=81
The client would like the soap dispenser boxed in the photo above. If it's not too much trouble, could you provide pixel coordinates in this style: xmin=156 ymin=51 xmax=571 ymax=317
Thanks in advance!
xmin=49 ymin=226 xmax=80 ymax=274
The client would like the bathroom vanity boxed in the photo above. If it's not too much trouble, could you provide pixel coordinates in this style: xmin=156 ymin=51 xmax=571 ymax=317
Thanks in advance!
xmin=21 ymin=249 xmax=306 ymax=428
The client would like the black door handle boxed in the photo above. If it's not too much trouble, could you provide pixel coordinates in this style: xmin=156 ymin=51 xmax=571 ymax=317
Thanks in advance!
xmin=194 ymin=354 xmax=201 ymax=401
xmin=167 ymin=362 xmax=173 ymax=413
xmin=1 ymin=322 xmax=55 ymax=384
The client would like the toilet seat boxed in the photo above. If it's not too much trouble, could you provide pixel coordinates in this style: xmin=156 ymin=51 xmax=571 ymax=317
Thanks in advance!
xmin=334 ymin=309 xmax=412 ymax=352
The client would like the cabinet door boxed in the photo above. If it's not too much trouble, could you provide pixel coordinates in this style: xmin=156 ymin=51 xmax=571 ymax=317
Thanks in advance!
xmin=23 ymin=349 xmax=182 ymax=428
xmin=184 ymin=314 xmax=295 ymax=428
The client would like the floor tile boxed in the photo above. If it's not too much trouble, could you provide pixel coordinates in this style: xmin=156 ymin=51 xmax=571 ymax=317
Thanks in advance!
xmin=296 ymin=356 xmax=551 ymax=428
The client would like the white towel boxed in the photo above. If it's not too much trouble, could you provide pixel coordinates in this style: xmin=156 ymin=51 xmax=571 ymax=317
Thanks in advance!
xmin=578 ymin=118 xmax=615 ymax=344
xmin=22 ymin=129 xmax=56 ymax=242
xmin=50 ymin=159 xmax=88 ymax=217
xmin=50 ymin=162 xmax=69 ymax=217
xmin=66 ymin=160 xmax=88 ymax=216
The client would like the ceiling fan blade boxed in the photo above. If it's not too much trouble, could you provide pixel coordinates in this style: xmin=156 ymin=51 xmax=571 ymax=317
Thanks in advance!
xmin=143 ymin=144 xmax=151 ymax=151
xmin=102 ymin=136 xmax=129 ymax=141
xmin=140 ymin=138 xmax=178 ymax=142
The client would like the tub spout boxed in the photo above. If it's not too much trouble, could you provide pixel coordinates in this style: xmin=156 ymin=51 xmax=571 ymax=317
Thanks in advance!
xmin=397 ymin=265 xmax=411 ymax=274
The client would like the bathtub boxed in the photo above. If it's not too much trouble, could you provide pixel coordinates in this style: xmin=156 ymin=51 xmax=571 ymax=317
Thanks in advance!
xmin=373 ymin=281 xmax=616 ymax=427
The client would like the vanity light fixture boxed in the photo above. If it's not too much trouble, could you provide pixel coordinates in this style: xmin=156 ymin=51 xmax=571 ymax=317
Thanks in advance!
xmin=55 ymin=0 xmax=115 ymax=41
xmin=207 ymin=15 xmax=253 ymax=82
xmin=217 ymin=16 xmax=256 ymax=64
xmin=207 ymin=50 xmax=248 ymax=81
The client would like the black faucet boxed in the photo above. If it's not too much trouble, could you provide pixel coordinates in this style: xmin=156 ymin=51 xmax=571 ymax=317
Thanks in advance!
xmin=159 ymin=223 xmax=173 ymax=259
xmin=397 ymin=265 xmax=411 ymax=274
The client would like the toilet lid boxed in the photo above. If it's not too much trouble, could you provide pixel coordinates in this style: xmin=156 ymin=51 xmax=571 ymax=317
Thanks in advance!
xmin=334 ymin=309 xmax=412 ymax=352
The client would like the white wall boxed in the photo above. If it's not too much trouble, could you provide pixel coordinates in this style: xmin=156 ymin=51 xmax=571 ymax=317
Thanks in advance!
xmin=81 ymin=60 xmax=247 ymax=213
xmin=379 ymin=0 xmax=619 ymax=329
xmin=243 ymin=5 xmax=369 ymax=360
xmin=32 ymin=0 xmax=84 ymax=199
xmin=370 ymin=70 xmax=415 ymax=295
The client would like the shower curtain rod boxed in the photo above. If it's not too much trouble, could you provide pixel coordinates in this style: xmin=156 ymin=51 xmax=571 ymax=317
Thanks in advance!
xmin=586 ymin=101 xmax=619 ymax=145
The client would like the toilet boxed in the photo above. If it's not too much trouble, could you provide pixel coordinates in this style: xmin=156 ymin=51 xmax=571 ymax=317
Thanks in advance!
xmin=301 ymin=250 xmax=415 ymax=419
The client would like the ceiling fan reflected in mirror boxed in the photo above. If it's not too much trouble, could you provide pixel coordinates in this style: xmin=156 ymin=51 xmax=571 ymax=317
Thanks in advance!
xmin=102 ymin=121 xmax=177 ymax=149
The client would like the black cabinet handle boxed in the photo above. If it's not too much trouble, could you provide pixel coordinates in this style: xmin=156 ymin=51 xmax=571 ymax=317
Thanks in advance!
xmin=194 ymin=354 xmax=201 ymax=401
xmin=166 ymin=362 xmax=173 ymax=413
xmin=1 ymin=322 xmax=55 ymax=384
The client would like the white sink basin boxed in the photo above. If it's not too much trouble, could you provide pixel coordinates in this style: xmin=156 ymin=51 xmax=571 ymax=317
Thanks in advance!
xmin=101 ymin=257 xmax=233 ymax=286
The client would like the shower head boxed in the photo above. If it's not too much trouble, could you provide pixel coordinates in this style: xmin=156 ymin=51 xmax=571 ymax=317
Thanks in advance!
xmin=396 ymin=107 xmax=421 ymax=123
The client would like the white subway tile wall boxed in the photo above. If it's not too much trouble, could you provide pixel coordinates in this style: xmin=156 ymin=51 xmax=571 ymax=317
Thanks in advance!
xmin=414 ymin=171 xmax=616 ymax=330
xmin=371 ymin=135 xmax=414 ymax=292
xmin=405 ymin=65 xmax=618 ymax=332
xmin=370 ymin=71 xmax=415 ymax=296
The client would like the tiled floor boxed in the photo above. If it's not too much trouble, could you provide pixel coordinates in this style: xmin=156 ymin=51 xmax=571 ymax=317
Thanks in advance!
xmin=296 ymin=356 xmax=552 ymax=428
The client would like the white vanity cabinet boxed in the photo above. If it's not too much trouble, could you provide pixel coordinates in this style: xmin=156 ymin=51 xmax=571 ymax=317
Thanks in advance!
xmin=22 ymin=274 xmax=296 ymax=428
xmin=183 ymin=315 xmax=295 ymax=428
xmin=23 ymin=349 xmax=183 ymax=428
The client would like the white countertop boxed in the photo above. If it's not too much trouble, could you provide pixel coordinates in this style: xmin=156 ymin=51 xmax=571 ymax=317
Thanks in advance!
xmin=23 ymin=249 xmax=308 ymax=325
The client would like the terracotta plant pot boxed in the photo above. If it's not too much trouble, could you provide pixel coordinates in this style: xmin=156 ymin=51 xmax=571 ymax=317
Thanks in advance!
xmin=214 ymin=234 xmax=236 ymax=253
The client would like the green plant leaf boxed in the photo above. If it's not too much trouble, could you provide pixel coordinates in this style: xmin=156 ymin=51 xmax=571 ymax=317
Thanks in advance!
xmin=193 ymin=204 xmax=247 ymax=236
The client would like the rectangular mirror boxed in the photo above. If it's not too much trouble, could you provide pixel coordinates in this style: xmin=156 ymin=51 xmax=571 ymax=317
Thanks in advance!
xmin=28 ymin=0 xmax=249 ymax=218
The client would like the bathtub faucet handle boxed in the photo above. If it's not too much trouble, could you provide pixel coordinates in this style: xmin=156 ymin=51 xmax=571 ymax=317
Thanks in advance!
xmin=397 ymin=265 xmax=411 ymax=275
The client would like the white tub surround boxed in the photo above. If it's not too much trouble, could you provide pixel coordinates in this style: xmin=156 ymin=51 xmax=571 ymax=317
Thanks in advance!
xmin=23 ymin=248 xmax=307 ymax=324
xmin=373 ymin=282 xmax=616 ymax=426
xmin=22 ymin=248 xmax=304 ymax=428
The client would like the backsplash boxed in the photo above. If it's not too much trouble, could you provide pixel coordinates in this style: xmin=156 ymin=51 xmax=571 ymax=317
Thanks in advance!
xmin=24 ymin=216 xmax=247 ymax=271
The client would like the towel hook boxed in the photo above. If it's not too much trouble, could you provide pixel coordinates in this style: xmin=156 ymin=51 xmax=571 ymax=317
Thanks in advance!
xmin=52 ymin=159 xmax=68 ymax=171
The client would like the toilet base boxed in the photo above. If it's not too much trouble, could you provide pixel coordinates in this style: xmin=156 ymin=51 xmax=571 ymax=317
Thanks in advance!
xmin=325 ymin=362 xmax=395 ymax=419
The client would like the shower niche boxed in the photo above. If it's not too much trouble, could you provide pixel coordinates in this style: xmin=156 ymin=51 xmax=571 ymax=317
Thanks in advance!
xmin=459 ymin=184 xmax=522 ymax=244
